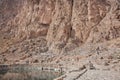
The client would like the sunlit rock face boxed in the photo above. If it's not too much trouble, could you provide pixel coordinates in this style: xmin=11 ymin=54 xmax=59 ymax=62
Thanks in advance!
xmin=47 ymin=0 xmax=120 ymax=53
xmin=0 ymin=0 xmax=120 ymax=56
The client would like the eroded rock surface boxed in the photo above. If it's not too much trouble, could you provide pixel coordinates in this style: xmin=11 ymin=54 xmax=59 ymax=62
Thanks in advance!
xmin=0 ymin=0 xmax=120 ymax=65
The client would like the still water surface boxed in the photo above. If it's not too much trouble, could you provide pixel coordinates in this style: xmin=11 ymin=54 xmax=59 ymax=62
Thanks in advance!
xmin=0 ymin=67 xmax=62 ymax=80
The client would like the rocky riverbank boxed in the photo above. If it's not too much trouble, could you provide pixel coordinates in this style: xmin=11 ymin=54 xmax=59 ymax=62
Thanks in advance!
xmin=54 ymin=69 xmax=120 ymax=80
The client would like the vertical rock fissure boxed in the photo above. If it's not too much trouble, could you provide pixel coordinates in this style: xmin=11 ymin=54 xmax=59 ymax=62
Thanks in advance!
xmin=71 ymin=0 xmax=74 ymax=21
xmin=69 ymin=0 xmax=74 ymax=38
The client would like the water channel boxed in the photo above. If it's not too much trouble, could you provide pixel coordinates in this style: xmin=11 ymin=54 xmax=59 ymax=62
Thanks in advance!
xmin=0 ymin=65 xmax=62 ymax=80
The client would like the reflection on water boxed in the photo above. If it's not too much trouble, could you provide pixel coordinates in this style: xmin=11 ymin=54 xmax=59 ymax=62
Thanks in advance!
xmin=0 ymin=67 xmax=62 ymax=80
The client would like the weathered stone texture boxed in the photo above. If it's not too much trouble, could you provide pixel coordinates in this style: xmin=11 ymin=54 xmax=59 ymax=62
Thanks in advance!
xmin=0 ymin=0 xmax=120 ymax=54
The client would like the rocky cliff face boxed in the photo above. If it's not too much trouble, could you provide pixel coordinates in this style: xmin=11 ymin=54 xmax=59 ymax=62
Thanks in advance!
xmin=0 ymin=0 xmax=120 ymax=64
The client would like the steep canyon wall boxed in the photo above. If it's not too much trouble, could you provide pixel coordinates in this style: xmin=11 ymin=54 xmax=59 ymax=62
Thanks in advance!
xmin=0 ymin=0 xmax=120 ymax=54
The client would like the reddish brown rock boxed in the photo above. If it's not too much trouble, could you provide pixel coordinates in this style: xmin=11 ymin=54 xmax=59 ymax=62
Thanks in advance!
xmin=0 ymin=0 xmax=120 ymax=64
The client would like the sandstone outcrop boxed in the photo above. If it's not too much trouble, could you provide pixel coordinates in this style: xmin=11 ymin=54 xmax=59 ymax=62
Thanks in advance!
xmin=0 ymin=0 xmax=120 ymax=64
